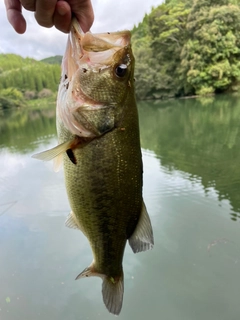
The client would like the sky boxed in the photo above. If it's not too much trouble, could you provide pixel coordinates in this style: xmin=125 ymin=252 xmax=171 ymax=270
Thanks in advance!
xmin=0 ymin=0 xmax=162 ymax=60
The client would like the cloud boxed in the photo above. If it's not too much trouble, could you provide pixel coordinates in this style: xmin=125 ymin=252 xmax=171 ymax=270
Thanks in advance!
xmin=0 ymin=6 xmax=67 ymax=59
xmin=0 ymin=0 xmax=162 ymax=60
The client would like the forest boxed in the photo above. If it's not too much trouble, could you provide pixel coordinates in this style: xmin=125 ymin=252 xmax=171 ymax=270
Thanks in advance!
xmin=132 ymin=0 xmax=240 ymax=99
xmin=0 ymin=54 xmax=61 ymax=108
xmin=1 ymin=0 xmax=240 ymax=107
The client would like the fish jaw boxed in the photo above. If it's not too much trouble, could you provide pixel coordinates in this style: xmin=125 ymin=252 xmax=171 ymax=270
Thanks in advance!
xmin=57 ymin=18 xmax=135 ymax=138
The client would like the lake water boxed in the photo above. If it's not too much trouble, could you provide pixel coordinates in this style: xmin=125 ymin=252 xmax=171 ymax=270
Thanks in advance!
xmin=1 ymin=94 xmax=240 ymax=320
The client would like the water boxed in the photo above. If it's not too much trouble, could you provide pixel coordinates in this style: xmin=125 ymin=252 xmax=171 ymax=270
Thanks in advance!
xmin=1 ymin=95 xmax=240 ymax=320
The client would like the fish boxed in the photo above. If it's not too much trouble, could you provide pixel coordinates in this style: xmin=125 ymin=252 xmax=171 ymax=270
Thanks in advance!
xmin=33 ymin=18 xmax=154 ymax=315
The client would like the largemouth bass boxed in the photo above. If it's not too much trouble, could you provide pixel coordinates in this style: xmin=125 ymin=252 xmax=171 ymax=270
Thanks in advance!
xmin=33 ymin=18 xmax=154 ymax=315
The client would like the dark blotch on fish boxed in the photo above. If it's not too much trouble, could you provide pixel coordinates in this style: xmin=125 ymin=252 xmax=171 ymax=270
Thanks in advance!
xmin=66 ymin=149 xmax=77 ymax=164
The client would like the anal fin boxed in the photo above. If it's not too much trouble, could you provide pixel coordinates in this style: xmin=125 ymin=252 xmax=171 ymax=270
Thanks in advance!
xmin=128 ymin=200 xmax=154 ymax=253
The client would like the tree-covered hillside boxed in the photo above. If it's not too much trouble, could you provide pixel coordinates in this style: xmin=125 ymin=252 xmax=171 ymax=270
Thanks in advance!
xmin=0 ymin=54 xmax=61 ymax=93
xmin=132 ymin=0 xmax=240 ymax=99
xmin=2 ymin=0 xmax=240 ymax=107
xmin=0 ymin=54 xmax=61 ymax=108
xmin=41 ymin=55 xmax=62 ymax=65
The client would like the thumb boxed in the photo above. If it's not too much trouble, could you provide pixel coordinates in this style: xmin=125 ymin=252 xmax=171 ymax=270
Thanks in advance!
xmin=72 ymin=0 xmax=94 ymax=32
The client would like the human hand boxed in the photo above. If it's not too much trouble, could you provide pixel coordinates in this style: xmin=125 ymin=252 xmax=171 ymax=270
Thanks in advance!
xmin=4 ymin=0 xmax=94 ymax=34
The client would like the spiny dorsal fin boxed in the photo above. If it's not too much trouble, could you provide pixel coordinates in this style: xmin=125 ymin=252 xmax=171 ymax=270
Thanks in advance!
xmin=128 ymin=200 xmax=154 ymax=253
xmin=32 ymin=140 xmax=74 ymax=161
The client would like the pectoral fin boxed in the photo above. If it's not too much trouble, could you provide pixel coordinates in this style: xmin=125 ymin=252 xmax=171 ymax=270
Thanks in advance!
xmin=32 ymin=140 xmax=75 ymax=161
xmin=128 ymin=201 xmax=154 ymax=253
xmin=53 ymin=154 xmax=63 ymax=172
xmin=32 ymin=136 xmax=91 ymax=164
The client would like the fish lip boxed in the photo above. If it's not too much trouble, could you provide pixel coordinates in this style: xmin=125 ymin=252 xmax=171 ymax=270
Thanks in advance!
xmin=71 ymin=17 xmax=131 ymax=50
xmin=71 ymin=18 xmax=83 ymax=35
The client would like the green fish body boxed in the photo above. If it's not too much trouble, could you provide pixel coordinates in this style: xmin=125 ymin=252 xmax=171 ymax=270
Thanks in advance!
xmin=33 ymin=19 xmax=154 ymax=315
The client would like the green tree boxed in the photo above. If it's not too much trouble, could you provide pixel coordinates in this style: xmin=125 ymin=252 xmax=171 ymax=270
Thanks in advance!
xmin=181 ymin=0 xmax=240 ymax=95
xmin=0 ymin=54 xmax=61 ymax=94
xmin=132 ymin=1 xmax=191 ymax=99
xmin=149 ymin=1 xmax=190 ymax=97
xmin=0 ymin=87 xmax=26 ymax=108
xmin=132 ymin=14 xmax=156 ymax=99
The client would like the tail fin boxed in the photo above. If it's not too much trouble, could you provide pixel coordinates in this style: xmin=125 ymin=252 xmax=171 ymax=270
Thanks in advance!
xmin=76 ymin=263 xmax=124 ymax=315
xmin=102 ymin=273 xmax=124 ymax=315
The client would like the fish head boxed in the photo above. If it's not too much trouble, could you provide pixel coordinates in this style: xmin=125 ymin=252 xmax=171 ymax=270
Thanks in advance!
xmin=77 ymin=32 xmax=134 ymax=105
xmin=57 ymin=19 xmax=135 ymax=137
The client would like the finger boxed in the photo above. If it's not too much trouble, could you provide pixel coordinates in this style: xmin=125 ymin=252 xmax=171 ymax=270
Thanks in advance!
xmin=74 ymin=0 xmax=94 ymax=32
xmin=4 ymin=0 xmax=27 ymax=33
xmin=35 ymin=0 xmax=57 ymax=28
xmin=54 ymin=1 xmax=71 ymax=33
xmin=19 ymin=0 xmax=35 ymax=11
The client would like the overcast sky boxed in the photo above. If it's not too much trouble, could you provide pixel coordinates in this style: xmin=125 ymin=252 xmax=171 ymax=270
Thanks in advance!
xmin=0 ymin=0 xmax=163 ymax=60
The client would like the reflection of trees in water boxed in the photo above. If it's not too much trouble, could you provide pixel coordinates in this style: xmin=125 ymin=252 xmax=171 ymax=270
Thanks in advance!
xmin=2 ymin=96 xmax=240 ymax=219
xmin=138 ymin=94 xmax=240 ymax=219
xmin=0 ymin=107 xmax=56 ymax=153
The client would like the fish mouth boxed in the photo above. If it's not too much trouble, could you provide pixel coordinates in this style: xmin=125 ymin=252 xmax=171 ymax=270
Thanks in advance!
xmin=64 ymin=18 xmax=132 ymax=106
xmin=57 ymin=19 xmax=133 ymax=138
xmin=69 ymin=18 xmax=131 ymax=67
xmin=71 ymin=18 xmax=131 ymax=52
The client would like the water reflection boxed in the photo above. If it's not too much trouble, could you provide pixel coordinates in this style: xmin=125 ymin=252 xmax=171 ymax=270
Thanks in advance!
xmin=138 ymin=94 xmax=240 ymax=220
xmin=0 ymin=107 xmax=56 ymax=152
xmin=1 ymin=100 xmax=240 ymax=319
xmin=1 ymin=97 xmax=240 ymax=221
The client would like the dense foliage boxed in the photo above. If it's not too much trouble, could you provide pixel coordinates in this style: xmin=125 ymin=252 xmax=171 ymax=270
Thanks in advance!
xmin=2 ymin=0 xmax=240 ymax=106
xmin=41 ymin=55 xmax=62 ymax=65
xmin=0 ymin=88 xmax=26 ymax=109
xmin=132 ymin=0 xmax=240 ymax=99
xmin=0 ymin=54 xmax=60 ymax=108
xmin=0 ymin=54 xmax=60 ymax=92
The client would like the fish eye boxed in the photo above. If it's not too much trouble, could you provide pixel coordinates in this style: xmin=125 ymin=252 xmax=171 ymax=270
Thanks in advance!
xmin=115 ymin=64 xmax=128 ymax=78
